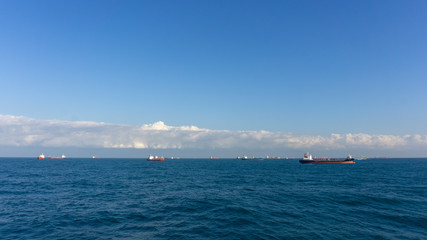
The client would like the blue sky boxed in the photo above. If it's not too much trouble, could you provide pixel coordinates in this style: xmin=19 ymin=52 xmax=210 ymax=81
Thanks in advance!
xmin=1 ymin=1 xmax=427 ymax=157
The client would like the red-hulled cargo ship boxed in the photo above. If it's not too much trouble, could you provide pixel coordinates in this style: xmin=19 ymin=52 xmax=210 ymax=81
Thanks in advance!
xmin=147 ymin=155 xmax=165 ymax=161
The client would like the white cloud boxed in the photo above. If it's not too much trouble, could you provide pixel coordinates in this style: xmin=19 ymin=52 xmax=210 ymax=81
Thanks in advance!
xmin=0 ymin=114 xmax=426 ymax=151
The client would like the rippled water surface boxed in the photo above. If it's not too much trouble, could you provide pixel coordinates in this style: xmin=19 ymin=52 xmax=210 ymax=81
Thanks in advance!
xmin=1 ymin=158 xmax=426 ymax=239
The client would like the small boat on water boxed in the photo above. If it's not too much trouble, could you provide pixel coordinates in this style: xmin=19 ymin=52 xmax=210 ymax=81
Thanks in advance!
xmin=299 ymin=153 xmax=355 ymax=164
xmin=147 ymin=155 xmax=165 ymax=161
xmin=37 ymin=154 xmax=45 ymax=160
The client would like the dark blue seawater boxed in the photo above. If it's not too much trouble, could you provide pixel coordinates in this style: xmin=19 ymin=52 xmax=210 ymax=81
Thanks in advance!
xmin=1 ymin=158 xmax=426 ymax=239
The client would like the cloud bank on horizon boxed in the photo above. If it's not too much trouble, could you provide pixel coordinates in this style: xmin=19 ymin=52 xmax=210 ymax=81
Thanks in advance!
xmin=1 ymin=114 xmax=426 ymax=151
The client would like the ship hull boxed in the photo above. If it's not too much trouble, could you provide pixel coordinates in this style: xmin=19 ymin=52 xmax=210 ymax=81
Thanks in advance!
xmin=299 ymin=160 xmax=355 ymax=164
xmin=147 ymin=158 xmax=164 ymax=161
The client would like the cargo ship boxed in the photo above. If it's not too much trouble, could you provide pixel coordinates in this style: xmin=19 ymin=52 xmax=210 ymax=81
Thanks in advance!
xmin=48 ymin=154 xmax=66 ymax=159
xmin=147 ymin=155 xmax=165 ymax=161
xmin=299 ymin=153 xmax=355 ymax=164
xmin=241 ymin=156 xmax=264 ymax=161
xmin=37 ymin=154 xmax=45 ymax=160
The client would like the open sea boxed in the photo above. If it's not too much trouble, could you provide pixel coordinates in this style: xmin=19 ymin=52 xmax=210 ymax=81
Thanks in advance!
xmin=0 ymin=157 xmax=426 ymax=239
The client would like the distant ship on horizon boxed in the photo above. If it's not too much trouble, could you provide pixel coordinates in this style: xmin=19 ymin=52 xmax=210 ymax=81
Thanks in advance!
xmin=240 ymin=156 xmax=264 ymax=161
xmin=147 ymin=155 xmax=165 ymax=161
xmin=299 ymin=153 xmax=355 ymax=164
xmin=48 ymin=154 xmax=66 ymax=159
